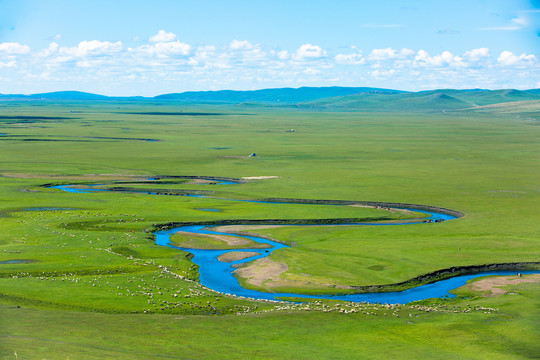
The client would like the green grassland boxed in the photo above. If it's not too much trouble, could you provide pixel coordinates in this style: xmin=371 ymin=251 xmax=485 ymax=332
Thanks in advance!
xmin=0 ymin=100 xmax=539 ymax=358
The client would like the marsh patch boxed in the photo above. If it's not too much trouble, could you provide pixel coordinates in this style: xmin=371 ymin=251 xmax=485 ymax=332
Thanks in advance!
xmin=82 ymin=136 xmax=161 ymax=142
xmin=0 ymin=115 xmax=76 ymax=124
xmin=0 ymin=259 xmax=36 ymax=264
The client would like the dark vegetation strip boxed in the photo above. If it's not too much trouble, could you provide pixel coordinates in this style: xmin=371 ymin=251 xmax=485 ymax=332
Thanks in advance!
xmin=151 ymin=175 xmax=246 ymax=183
xmin=153 ymin=217 xmax=405 ymax=231
xmin=0 ymin=135 xmax=159 ymax=142
xmin=82 ymin=136 xmax=160 ymax=141
xmin=105 ymin=187 xmax=212 ymax=196
xmin=120 ymin=112 xmax=225 ymax=116
xmin=350 ymin=262 xmax=540 ymax=293
xmin=113 ymin=180 xmax=187 ymax=185
xmin=6 ymin=139 xmax=92 ymax=142
xmin=0 ymin=116 xmax=76 ymax=120
xmin=262 ymin=197 xmax=464 ymax=218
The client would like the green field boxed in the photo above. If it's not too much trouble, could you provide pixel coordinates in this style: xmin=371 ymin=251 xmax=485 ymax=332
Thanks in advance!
xmin=0 ymin=100 xmax=539 ymax=358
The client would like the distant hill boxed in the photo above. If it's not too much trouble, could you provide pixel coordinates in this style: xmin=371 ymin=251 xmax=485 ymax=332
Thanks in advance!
xmin=154 ymin=87 xmax=405 ymax=103
xmin=1 ymin=88 xmax=540 ymax=112
xmin=31 ymin=91 xmax=110 ymax=100
xmin=301 ymin=89 xmax=540 ymax=111
xmin=0 ymin=91 xmax=109 ymax=100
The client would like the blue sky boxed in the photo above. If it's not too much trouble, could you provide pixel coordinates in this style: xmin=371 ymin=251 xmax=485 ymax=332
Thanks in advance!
xmin=0 ymin=0 xmax=539 ymax=95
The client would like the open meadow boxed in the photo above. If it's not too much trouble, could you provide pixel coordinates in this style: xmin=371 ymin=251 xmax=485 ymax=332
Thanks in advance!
xmin=0 ymin=100 xmax=539 ymax=359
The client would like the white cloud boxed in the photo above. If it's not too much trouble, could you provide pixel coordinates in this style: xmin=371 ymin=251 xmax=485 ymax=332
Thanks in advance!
xmin=480 ymin=15 xmax=529 ymax=31
xmin=294 ymin=44 xmax=327 ymax=60
xmin=334 ymin=52 xmax=365 ymax=65
xmin=230 ymin=40 xmax=253 ymax=50
xmin=371 ymin=69 xmax=396 ymax=78
xmin=303 ymin=68 xmax=321 ymax=75
xmin=277 ymin=50 xmax=289 ymax=60
xmin=0 ymin=42 xmax=31 ymax=54
xmin=0 ymin=61 xmax=16 ymax=68
xmin=150 ymin=30 xmax=177 ymax=43
xmin=511 ymin=16 xmax=528 ymax=27
xmin=38 ymin=42 xmax=59 ymax=57
xmin=2 ymin=36 xmax=539 ymax=96
xmin=413 ymin=50 xmax=464 ymax=67
xmin=368 ymin=48 xmax=397 ymax=61
xmin=463 ymin=47 xmax=490 ymax=62
xmin=132 ymin=41 xmax=191 ymax=58
xmin=497 ymin=50 xmax=537 ymax=66
xmin=61 ymin=40 xmax=123 ymax=57
xmin=399 ymin=48 xmax=415 ymax=57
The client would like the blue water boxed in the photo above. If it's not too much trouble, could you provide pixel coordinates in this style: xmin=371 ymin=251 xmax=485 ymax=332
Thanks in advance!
xmin=198 ymin=180 xmax=238 ymax=185
xmin=51 ymin=182 xmax=539 ymax=304
xmin=0 ymin=260 xmax=34 ymax=264
xmin=155 ymin=223 xmax=539 ymax=304
xmin=50 ymin=185 xmax=107 ymax=194
xmin=146 ymin=177 xmax=239 ymax=185
xmin=196 ymin=208 xmax=221 ymax=212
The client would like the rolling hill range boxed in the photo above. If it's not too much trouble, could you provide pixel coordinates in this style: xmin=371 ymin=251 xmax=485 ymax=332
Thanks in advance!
xmin=1 ymin=87 xmax=539 ymax=112
xmin=153 ymin=86 xmax=404 ymax=103
xmin=300 ymin=89 xmax=540 ymax=111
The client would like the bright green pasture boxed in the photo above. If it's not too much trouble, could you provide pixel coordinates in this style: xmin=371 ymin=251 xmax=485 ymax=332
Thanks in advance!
xmin=0 ymin=101 xmax=539 ymax=358
xmin=0 ymin=102 xmax=538 ymax=292
xmin=1 ymin=279 xmax=538 ymax=359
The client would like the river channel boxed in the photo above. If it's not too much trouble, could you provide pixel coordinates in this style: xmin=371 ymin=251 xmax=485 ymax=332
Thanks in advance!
xmin=52 ymin=181 xmax=539 ymax=304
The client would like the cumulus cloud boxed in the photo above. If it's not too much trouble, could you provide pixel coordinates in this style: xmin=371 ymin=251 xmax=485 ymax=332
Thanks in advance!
xmin=371 ymin=69 xmax=396 ymax=78
xmin=413 ymin=50 xmax=464 ymax=67
xmin=2 ymin=34 xmax=539 ymax=95
xmin=150 ymin=30 xmax=177 ymax=43
xmin=294 ymin=44 xmax=327 ymax=60
xmin=368 ymin=48 xmax=397 ymax=61
xmin=230 ymin=40 xmax=254 ymax=50
xmin=131 ymin=41 xmax=191 ymax=58
xmin=334 ymin=52 xmax=365 ymax=65
xmin=497 ymin=50 xmax=537 ymax=66
xmin=38 ymin=42 xmax=59 ymax=57
xmin=60 ymin=40 xmax=123 ymax=57
xmin=303 ymin=68 xmax=321 ymax=75
xmin=0 ymin=61 xmax=16 ymax=68
xmin=0 ymin=42 xmax=31 ymax=54
xmin=276 ymin=50 xmax=289 ymax=60
xmin=463 ymin=47 xmax=490 ymax=62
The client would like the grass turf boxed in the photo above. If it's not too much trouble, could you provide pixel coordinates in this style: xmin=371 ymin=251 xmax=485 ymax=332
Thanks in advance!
xmin=0 ymin=100 xmax=539 ymax=358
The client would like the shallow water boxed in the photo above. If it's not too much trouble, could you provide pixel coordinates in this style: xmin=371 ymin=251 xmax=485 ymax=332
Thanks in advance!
xmin=0 ymin=259 xmax=34 ymax=264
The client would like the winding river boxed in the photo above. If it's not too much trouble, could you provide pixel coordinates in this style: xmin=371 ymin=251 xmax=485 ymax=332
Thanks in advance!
xmin=52 ymin=181 xmax=539 ymax=304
